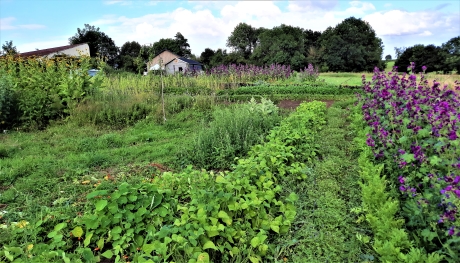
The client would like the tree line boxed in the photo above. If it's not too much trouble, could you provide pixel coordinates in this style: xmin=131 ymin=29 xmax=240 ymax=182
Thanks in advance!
xmin=2 ymin=17 xmax=459 ymax=73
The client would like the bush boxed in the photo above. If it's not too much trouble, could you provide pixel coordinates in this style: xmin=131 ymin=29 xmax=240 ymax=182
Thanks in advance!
xmin=181 ymin=98 xmax=282 ymax=170
xmin=0 ymin=72 xmax=17 ymax=129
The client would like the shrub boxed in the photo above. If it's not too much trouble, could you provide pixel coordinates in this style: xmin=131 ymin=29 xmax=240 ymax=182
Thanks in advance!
xmin=0 ymin=72 xmax=17 ymax=129
xmin=181 ymin=98 xmax=282 ymax=170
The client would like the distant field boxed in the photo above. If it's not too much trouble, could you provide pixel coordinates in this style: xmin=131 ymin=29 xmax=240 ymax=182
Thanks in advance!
xmin=319 ymin=61 xmax=459 ymax=89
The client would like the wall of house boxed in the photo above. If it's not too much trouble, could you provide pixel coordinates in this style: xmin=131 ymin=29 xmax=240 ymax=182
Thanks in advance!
xmin=44 ymin=44 xmax=90 ymax=58
xmin=147 ymin=50 xmax=178 ymax=70
xmin=166 ymin=59 xmax=188 ymax=74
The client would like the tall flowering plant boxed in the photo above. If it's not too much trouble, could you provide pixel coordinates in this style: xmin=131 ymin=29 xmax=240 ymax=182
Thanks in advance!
xmin=359 ymin=63 xmax=460 ymax=257
xmin=207 ymin=63 xmax=292 ymax=82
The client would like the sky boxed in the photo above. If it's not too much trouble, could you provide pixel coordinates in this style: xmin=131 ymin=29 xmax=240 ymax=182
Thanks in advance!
xmin=1 ymin=0 xmax=459 ymax=59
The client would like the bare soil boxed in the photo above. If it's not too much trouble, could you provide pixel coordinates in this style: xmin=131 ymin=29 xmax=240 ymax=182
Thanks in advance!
xmin=277 ymin=99 xmax=336 ymax=109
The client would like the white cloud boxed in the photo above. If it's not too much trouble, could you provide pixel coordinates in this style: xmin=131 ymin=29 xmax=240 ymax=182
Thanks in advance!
xmin=345 ymin=1 xmax=376 ymax=14
xmin=0 ymin=17 xmax=46 ymax=31
xmin=363 ymin=9 xmax=456 ymax=36
xmin=287 ymin=0 xmax=338 ymax=12
xmin=80 ymin=0 xmax=457 ymax=58
xmin=104 ymin=0 xmax=132 ymax=5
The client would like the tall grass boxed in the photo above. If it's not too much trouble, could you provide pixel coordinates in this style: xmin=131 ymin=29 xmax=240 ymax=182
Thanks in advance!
xmin=179 ymin=98 xmax=282 ymax=170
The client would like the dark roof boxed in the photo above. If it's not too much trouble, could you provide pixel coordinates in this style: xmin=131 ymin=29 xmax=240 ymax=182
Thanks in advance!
xmin=17 ymin=43 xmax=88 ymax=58
xmin=178 ymin=57 xmax=202 ymax=65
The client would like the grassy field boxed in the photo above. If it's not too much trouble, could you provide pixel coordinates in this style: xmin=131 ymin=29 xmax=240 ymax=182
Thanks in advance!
xmin=319 ymin=62 xmax=459 ymax=89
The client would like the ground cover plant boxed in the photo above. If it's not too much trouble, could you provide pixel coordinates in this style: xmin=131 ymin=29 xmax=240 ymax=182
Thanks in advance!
xmin=358 ymin=64 xmax=460 ymax=261
xmin=0 ymin=101 xmax=331 ymax=262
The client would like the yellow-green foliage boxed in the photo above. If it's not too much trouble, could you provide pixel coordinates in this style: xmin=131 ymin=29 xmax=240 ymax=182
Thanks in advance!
xmin=351 ymin=107 xmax=443 ymax=263
xmin=0 ymin=101 xmax=327 ymax=263
xmin=0 ymin=54 xmax=103 ymax=129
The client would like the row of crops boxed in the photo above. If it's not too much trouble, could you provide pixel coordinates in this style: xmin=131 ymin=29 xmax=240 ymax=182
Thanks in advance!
xmin=356 ymin=68 xmax=460 ymax=261
xmin=1 ymin=101 xmax=328 ymax=262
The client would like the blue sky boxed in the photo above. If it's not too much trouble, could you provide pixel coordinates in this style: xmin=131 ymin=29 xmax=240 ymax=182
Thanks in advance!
xmin=1 ymin=0 xmax=459 ymax=59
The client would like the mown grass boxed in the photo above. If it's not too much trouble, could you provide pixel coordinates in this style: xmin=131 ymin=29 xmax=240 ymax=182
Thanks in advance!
xmin=269 ymin=99 xmax=375 ymax=262
xmin=320 ymin=69 xmax=459 ymax=89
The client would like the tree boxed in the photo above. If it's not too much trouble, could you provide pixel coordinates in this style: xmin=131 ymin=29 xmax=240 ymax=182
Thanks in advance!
xmin=200 ymin=48 xmax=215 ymax=69
xmin=251 ymin=24 xmax=307 ymax=70
xmin=385 ymin=54 xmax=392 ymax=60
xmin=442 ymin=36 xmax=460 ymax=72
xmin=1 ymin=40 xmax=18 ymax=56
xmin=117 ymin=41 xmax=142 ymax=72
xmin=394 ymin=44 xmax=448 ymax=73
xmin=319 ymin=17 xmax=385 ymax=72
xmin=174 ymin=32 xmax=191 ymax=57
xmin=394 ymin=47 xmax=407 ymax=59
xmin=303 ymin=29 xmax=322 ymax=66
xmin=227 ymin=23 xmax=261 ymax=60
xmin=151 ymin=32 xmax=192 ymax=57
xmin=69 ymin=24 xmax=119 ymax=65
xmin=209 ymin=49 xmax=228 ymax=68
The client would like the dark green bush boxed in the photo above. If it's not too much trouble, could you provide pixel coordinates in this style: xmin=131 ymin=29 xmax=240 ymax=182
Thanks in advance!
xmin=0 ymin=73 xmax=17 ymax=129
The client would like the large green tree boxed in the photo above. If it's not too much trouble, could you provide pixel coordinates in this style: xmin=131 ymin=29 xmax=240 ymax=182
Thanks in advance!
xmin=150 ymin=32 xmax=192 ymax=57
xmin=251 ymin=24 xmax=306 ymax=70
xmin=200 ymin=48 xmax=215 ymax=69
xmin=303 ymin=29 xmax=322 ymax=66
xmin=1 ymin=40 xmax=18 ymax=56
xmin=442 ymin=36 xmax=460 ymax=73
xmin=319 ymin=17 xmax=385 ymax=72
xmin=117 ymin=41 xmax=142 ymax=72
xmin=394 ymin=44 xmax=448 ymax=73
xmin=227 ymin=23 xmax=262 ymax=60
xmin=69 ymin=24 xmax=119 ymax=65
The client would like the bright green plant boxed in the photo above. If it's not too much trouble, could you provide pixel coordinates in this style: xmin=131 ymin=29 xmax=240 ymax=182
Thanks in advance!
xmin=181 ymin=98 xmax=282 ymax=170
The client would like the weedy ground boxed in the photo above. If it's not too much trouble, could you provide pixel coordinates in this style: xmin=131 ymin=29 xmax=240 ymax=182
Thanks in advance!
xmin=0 ymin=109 xmax=207 ymax=237
xmin=269 ymin=99 xmax=376 ymax=262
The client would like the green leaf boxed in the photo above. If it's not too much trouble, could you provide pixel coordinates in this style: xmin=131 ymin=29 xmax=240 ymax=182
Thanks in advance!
xmin=218 ymin=211 xmax=232 ymax=225
xmin=54 ymin=222 xmax=67 ymax=232
xmin=197 ymin=252 xmax=210 ymax=263
xmin=401 ymin=153 xmax=415 ymax=163
xmin=112 ymin=226 xmax=122 ymax=235
xmin=72 ymin=226 xmax=84 ymax=238
xmin=97 ymin=238 xmax=105 ymax=250
xmin=95 ymin=200 xmax=108 ymax=211
xmin=286 ymin=192 xmax=298 ymax=202
xmin=203 ymin=240 xmax=217 ymax=250
xmin=84 ymin=231 xmax=93 ymax=247
xmin=428 ymin=155 xmax=442 ymax=166
xmin=270 ymin=225 xmax=280 ymax=233
xmin=101 ymin=250 xmax=113 ymax=259
xmin=86 ymin=190 xmax=108 ymax=199
xmin=142 ymin=243 xmax=155 ymax=254
xmin=250 ymin=237 xmax=260 ymax=248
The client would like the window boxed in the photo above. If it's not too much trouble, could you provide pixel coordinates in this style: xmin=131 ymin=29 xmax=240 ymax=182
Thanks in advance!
xmin=179 ymin=67 xmax=183 ymax=72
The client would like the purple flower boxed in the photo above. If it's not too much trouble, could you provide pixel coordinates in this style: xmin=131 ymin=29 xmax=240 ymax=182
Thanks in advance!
xmin=422 ymin=65 xmax=427 ymax=72
xmin=448 ymin=130 xmax=458 ymax=140
xmin=398 ymin=176 xmax=405 ymax=184
xmin=448 ymin=227 xmax=455 ymax=236
xmin=399 ymin=185 xmax=407 ymax=192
